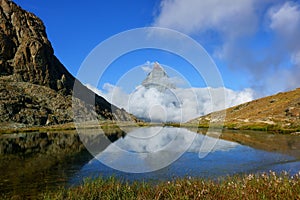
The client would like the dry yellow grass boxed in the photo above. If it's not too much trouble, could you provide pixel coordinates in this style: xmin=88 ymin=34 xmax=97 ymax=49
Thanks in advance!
xmin=188 ymin=87 xmax=300 ymax=133
xmin=39 ymin=171 xmax=300 ymax=200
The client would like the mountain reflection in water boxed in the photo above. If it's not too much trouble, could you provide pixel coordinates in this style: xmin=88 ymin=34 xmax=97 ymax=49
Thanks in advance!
xmin=71 ymin=127 xmax=300 ymax=184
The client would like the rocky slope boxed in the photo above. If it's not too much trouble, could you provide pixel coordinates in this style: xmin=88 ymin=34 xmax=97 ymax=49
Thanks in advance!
xmin=0 ymin=0 xmax=137 ymax=128
xmin=188 ymin=88 xmax=300 ymax=132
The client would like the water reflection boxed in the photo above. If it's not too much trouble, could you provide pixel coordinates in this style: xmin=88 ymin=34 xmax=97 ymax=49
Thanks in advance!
xmin=1 ymin=128 xmax=299 ymax=198
xmin=72 ymin=127 xmax=300 ymax=184
xmin=95 ymin=127 xmax=237 ymax=173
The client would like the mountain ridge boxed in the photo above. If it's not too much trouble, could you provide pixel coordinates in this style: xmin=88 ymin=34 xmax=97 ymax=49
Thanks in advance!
xmin=0 ymin=0 xmax=137 ymax=128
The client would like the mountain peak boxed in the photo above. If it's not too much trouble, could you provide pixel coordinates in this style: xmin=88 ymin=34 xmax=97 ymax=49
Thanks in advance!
xmin=153 ymin=62 xmax=164 ymax=71
xmin=142 ymin=62 xmax=174 ymax=91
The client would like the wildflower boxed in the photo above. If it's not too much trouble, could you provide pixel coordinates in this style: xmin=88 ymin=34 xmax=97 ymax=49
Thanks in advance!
xmin=270 ymin=170 xmax=276 ymax=177
xmin=246 ymin=174 xmax=254 ymax=181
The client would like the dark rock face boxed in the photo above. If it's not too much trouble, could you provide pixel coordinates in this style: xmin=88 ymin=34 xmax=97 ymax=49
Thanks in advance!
xmin=0 ymin=0 xmax=137 ymax=127
xmin=0 ymin=0 xmax=74 ymax=93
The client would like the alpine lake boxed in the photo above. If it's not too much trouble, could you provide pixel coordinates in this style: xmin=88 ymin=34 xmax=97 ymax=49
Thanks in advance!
xmin=1 ymin=126 xmax=300 ymax=198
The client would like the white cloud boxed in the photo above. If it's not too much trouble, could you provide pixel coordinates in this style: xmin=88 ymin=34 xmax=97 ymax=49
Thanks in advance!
xmin=266 ymin=1 xmax=300 ymax=91
xmin=265 ymin=68 xmax=300 ymax=92
xmin=153 ymin=0 xmax=258 ymax=38
xmin=141 ymin=66 xmax=152 ymax=73
xmin=153 ymin=0 xmax=264 ymax=92
xmin=269 ymin=1 xmax=300 ymax=51
xmin=87 ymin=83 xmax=254 ymax=123
xmin=86 ymin=83 xmax=129 ymax=109
xmin=141 ymin=61 xmax=153 ymax=73
xmin=153 ymin=0 xmax=300 ymax=95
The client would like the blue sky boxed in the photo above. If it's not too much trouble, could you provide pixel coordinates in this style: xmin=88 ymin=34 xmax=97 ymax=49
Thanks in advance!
xmin=14 ymin=0 xmax=300 ymax=97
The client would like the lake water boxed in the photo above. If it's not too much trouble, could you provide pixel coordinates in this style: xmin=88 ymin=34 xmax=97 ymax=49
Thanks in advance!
xmin=1 ymin=127 xmax=300 ymax=198
xmin=71 ymin=127 xmax=300 ymax=184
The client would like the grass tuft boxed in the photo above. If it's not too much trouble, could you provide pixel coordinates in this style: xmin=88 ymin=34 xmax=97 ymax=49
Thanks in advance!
xmin=40 ymin=171 xmax=300 ymax=200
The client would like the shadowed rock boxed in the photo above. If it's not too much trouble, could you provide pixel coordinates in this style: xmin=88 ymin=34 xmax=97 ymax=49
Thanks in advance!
xmin=0 ymin=0 xmax=138 ymax=127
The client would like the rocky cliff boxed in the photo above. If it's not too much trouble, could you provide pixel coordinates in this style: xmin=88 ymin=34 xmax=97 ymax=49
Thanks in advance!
xmin=0 ymin=0 xmax=137 ymax=128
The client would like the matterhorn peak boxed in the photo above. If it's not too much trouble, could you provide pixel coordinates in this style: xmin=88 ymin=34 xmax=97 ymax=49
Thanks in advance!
xmin=141 ymin=62 xmax=175 ymax=92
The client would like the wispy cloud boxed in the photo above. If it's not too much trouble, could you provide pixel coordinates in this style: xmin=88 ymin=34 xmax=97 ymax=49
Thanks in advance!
xmin=153 ymin=0 xmax=258 ymax=38
xmin=152 ymin=0 xmax=300 ymax=95
xmin=266 ymin=1 xmax=300 ymax=92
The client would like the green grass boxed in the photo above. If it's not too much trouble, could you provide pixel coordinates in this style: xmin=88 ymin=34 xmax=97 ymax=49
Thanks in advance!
xmin=0 ymin=123 xmax=76 ymax=135
xmin=40 ymin=171 xmax=300 ymax=200
xmin=182 ymin=123 xmax=300 ymax=134
xmin=232 ymin=124 xmax=300 ymax=134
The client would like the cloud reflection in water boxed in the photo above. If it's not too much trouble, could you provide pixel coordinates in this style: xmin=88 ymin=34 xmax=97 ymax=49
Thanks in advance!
xmin=95 ymin=127 xmax=238 ymax=173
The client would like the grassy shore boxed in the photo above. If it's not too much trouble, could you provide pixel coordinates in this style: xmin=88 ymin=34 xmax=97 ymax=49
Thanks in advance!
xmin=181 ymin=123 xmax=300 ymax=134
xmin=0 ymin=121 xmax=149 ymax=135
xmin=40 ymin=171 xmax=300 ymax=200
xmin=1 ymin=120 xmax=299 ymax=135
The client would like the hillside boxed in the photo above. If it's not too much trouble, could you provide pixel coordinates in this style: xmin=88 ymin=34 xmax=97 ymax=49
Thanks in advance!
xmin=188 ymin=88 xmax=300 ymax=133
xmin=0 ymin=0 xmax=137 ymax=129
